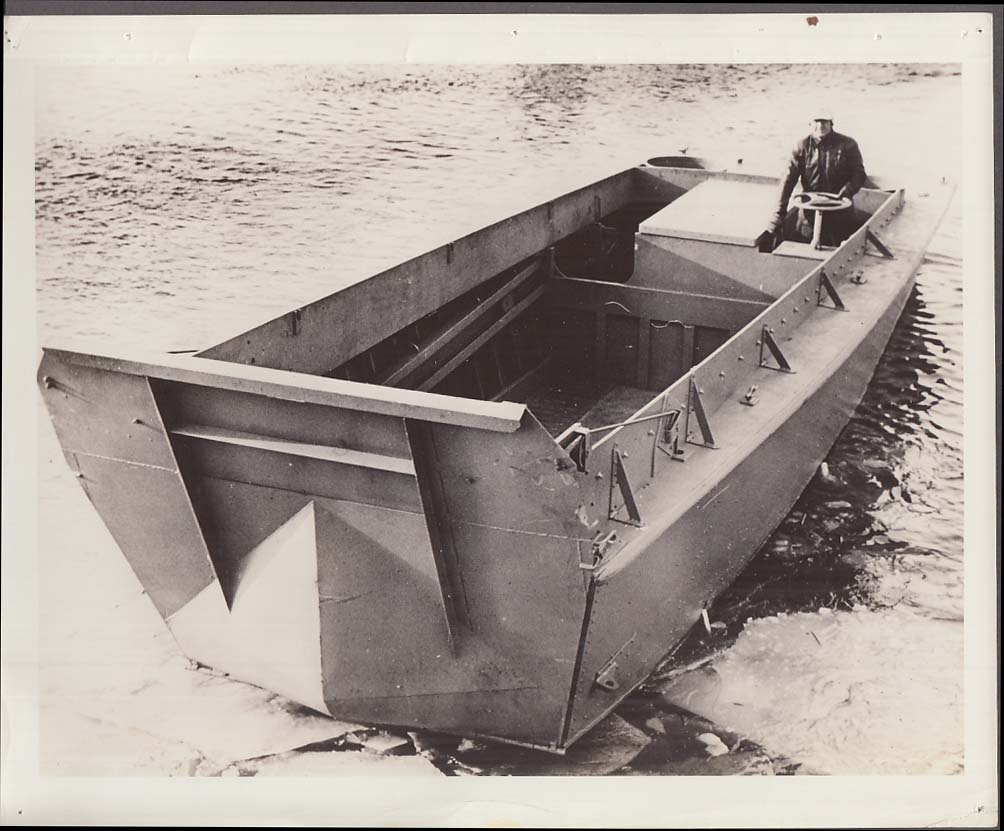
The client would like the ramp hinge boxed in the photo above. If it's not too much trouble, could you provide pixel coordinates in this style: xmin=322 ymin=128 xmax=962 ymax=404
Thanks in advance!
xmin=817 ymin=269 xmax=847 ymax=311
xmin=759 ymin=325 xmax=794 ymax=373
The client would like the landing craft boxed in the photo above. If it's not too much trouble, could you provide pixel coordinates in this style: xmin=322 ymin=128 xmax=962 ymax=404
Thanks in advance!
xmin=38 ymin=159 xmax=953 ymax=752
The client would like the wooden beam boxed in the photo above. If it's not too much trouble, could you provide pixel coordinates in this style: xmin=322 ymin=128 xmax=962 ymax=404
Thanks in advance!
xmin=378 ymin=256 xmax=544 ymax=387
xmin=418 ymin=285 xmax=548 ymax=392
xmin=489 ymin=338 xmax=506 ymax=389
xmin=186 ymin=440 xmax=423 ymax=513
xmin=43 ymin=346 xmax=527 ymax=433
xmin=170 ymin=424 xmax=417 ymax=475
xmin=491 ymin=355 xmax=554 ymax=403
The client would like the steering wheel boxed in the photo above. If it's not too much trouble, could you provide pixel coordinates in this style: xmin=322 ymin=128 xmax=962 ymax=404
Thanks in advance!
xmin=787 ymin=191 xmax=853 ymax=250
xmin=788 ymin=191 xmax=852 ymax=212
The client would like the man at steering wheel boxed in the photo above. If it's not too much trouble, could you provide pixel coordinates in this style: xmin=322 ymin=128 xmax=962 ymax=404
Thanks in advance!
xmin=762 ymin=112 xmax=867 ymax=249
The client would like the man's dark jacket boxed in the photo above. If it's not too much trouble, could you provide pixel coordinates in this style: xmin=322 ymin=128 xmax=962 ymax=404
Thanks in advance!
xmin=773 ymin=130 xmax=867 ymax=224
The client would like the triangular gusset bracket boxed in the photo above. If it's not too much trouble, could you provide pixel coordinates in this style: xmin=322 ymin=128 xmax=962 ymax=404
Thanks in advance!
xmin=866 ymin=229 xmax=894 ymax=259
xmin=608 ymin=448 xmax=643 ymax=527
xmin=816 ymin=270 xmax=847 ymax=312
xmin=684 ymin=376 xmax=718 ymax=449
xmin=759 ymin=325 xmax=794 ymax=373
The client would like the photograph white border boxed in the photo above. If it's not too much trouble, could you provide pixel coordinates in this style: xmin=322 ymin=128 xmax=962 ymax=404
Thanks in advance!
xmin=3 ymin=9 xmax=998 ymax=827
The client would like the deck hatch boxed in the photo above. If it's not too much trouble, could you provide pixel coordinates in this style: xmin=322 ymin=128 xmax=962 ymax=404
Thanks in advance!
xmin=638 ymin=179 xmax=781 ymax=247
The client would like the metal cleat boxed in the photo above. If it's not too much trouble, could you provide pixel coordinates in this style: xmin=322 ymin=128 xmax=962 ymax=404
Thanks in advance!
xmin=740 ymin=385 xmax=760 ymax=407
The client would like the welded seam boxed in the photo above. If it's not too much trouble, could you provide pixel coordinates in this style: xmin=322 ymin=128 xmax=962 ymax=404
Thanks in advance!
xmin=558 ymin=576 xmax=598 ymax=748
xmin=61 ymin=449 xmax=174 ymax=472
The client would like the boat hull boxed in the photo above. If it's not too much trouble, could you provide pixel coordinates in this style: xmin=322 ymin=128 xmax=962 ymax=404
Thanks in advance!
xmin=562 ymin=270 xmax=916 ymax=744
xmin=37 ymin=164 xmax=953 ymax=752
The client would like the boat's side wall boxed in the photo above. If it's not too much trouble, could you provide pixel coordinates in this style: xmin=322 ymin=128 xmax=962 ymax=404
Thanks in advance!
xmin=537 ymin=192 xmax=900 ymax=742
xmin=586 ymin=189 xmax=903 ymax=485
xmin=563 ymin=268 xmax=917 ymax=742
xmin=196 ymin=170 xmax=642 ymax=375
xmin=558 ymin=181 xmax=955 ymax=745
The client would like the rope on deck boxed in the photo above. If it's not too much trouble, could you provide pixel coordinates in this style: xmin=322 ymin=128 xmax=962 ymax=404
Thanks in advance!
xmin=582 ymin=408 xmax=676 ymax=436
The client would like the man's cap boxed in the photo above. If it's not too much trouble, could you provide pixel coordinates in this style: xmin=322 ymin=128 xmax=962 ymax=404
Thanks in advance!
xmin=811 ymin=112 xmax=834 ymax=122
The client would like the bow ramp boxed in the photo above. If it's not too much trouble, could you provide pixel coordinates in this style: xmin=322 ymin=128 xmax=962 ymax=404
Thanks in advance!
xmin=38 ymin=347 xmax=592 ymax=749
